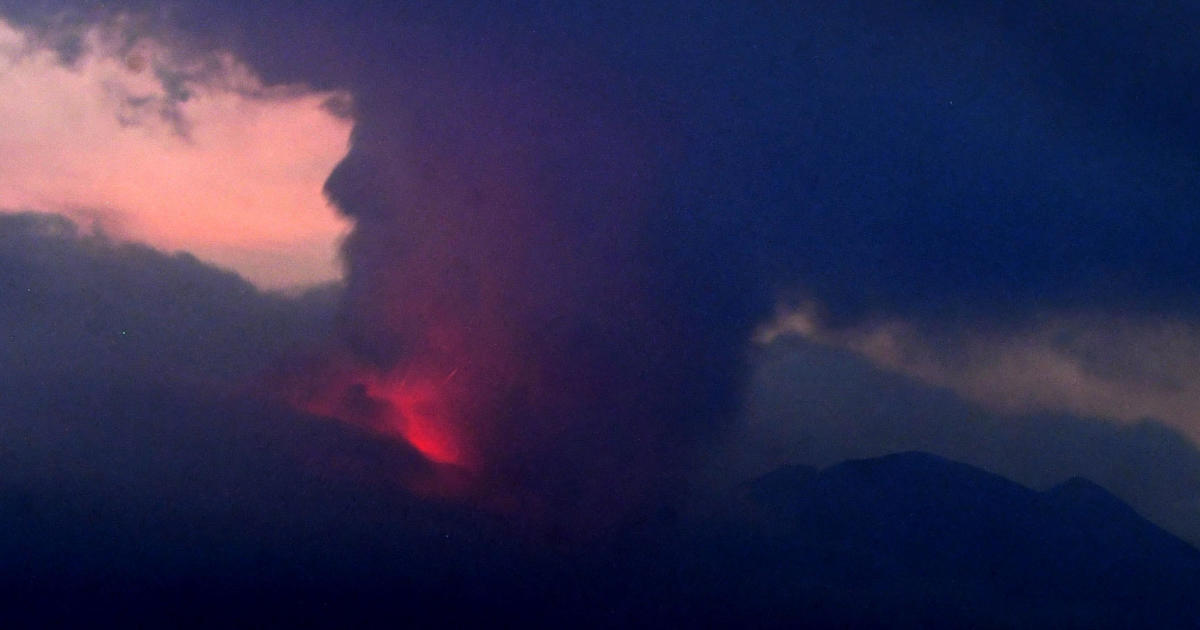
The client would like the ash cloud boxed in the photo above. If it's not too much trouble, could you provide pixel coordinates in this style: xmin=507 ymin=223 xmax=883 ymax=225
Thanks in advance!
xmin=317 ymin=58 xmax=760 ymax=521
xmin=6 ymin=1 xmax=1200 ymax=523
xmin=298 ymin=2 xmax=1200 ymax=520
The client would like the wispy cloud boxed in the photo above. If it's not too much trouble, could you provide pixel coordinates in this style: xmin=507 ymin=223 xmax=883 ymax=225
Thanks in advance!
xmin=759 ymin=302 xmax=1200 ymax=441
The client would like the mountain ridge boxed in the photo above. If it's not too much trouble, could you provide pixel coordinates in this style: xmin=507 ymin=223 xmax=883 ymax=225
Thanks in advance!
xmin=691 ymin=450 xmax=1200 ymax=627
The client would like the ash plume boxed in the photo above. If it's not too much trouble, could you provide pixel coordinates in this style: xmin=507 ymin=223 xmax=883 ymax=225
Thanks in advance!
xmin=311 ymin=48 xmax=767 ymax=526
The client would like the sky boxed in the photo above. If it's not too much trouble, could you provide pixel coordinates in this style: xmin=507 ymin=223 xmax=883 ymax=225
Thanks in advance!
xmin=2 ymin=0 xmax=1200 ymax=560
xmin=0 ymin=15 xmax=351 ymax=289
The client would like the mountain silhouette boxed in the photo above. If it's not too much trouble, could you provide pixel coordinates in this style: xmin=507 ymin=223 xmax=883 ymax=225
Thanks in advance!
xmin=3 ymin=392 xmax=1198 ymax=630
xmin=680 ymin=451 xmax=1200 ymax=628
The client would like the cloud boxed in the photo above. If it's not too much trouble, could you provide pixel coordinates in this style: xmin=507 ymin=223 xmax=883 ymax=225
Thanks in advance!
xmin=0 ymin=211 xmax=337 ymax=388
xmin=0 ymin=16 xmax=351 ymax=289
xmin=757 ymin=303 xmax=1200 ymax=442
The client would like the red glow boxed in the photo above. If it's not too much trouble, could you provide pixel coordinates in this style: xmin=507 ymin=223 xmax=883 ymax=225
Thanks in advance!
xmin=277 ymin=355 xmax=482 ymax=482
xmin=272 ymin=345 xmax=659 ymax=535
xmin=368 ymin=376 xmax=471 ymax=467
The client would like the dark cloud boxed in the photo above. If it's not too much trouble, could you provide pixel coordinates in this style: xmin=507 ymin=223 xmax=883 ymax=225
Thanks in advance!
xmin=0 ymin=211 xmax=336 ymax=388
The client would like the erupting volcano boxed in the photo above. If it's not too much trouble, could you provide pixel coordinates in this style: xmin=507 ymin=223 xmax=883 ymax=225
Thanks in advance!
xmin=277 ymin=352 xmax=489 ymax=490
xmin=266 ymin=37 xmax=766 ymax=530
xmin=373 ymin=371 xmax=468 ymax=466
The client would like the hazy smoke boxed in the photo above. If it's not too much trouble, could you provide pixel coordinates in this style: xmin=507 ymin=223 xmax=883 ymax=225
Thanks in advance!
xmin=309 ymin=45 xmax=767 ymax=528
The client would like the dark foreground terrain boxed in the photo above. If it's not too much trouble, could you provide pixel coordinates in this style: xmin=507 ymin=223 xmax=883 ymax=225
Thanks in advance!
xmin=2 ymin=385 xmax=1197 ymax=628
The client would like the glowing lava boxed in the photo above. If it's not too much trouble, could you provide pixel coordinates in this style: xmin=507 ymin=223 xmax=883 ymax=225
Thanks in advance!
xmin=366 ymin=374 xmax=471 ymax=467
xmin=275 ymin=354 xmax=479 ymax=479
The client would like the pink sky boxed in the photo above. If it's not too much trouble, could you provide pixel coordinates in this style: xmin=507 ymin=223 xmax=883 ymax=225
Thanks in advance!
xmin=0 ymin=17 xmax=353 ymax=289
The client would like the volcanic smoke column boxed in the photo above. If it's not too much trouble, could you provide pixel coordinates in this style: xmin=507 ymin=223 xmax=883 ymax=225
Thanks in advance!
xmin=313 ymin=56 xmax=763 ymax=524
